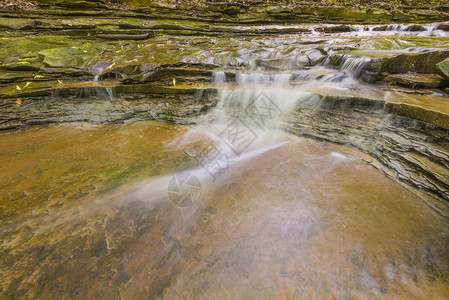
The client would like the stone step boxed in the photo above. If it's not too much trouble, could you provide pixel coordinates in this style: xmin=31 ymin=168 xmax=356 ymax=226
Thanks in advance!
xmin=383 ymin=73 xmax=447 ymax=88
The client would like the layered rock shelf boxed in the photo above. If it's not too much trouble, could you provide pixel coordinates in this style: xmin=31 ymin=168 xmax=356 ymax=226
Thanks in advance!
xmin=5 ymin=0 xmax=449 ymax=24
xmin=1 ymin=6 xmax=449 ymax=217
xmin=2 ymin=3 xmax=449 ymax=299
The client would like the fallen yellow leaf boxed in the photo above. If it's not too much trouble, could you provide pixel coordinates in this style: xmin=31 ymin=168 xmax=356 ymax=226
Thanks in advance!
xmin=16 ymin=99 xmax=22 ymax=105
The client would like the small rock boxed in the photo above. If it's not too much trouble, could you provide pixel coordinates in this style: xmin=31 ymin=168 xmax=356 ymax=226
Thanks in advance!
xmin=362 ymin=158 xmax=373 ymax=163
xmin=406 ymin=25 xmax=426 ymax=32
xmin=318 ymin=25 xmax=352 ymax=33
xmin=372 ymin=25 xmax=388 ymax=31
xmin=437 ymin=24 xmax=449 ymax=31
xmin=436 ymin=58 xmax=449 ymax=81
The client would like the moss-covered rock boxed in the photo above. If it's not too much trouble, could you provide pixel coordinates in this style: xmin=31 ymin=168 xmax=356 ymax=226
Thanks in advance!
xmin=15 ymin=2 xmax=449 ymax=24
xmin=0 ymin=18 xmax=39 ymax=30
xmin=436 ymin=58 xmax=449 ymax=80
xmin=324 ymin=7 xmax=367 ymax=21
xmin=1 ymin=56 xmax=45 ymax=71
xmin=37 ymin=44 xmax=110 ymax=68
xmin=367 ymin=8 xmax=392 ymax=22
xmin=35 ymin=0 xmax=107 ymax=9
xmin=391 ymin=9 xmax=414 ymax=22
xmin=370 ymin=50 xmax=449 ymax=74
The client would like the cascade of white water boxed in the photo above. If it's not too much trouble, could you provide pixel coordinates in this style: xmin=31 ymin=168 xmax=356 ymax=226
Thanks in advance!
xmin=211 ymin=72 xmax=316 ymax=132
xmin=212 ymin=71 xmax=227 ymax=85
xmin=340 ymin=55 xmax=371 ymax=78
xmin=324 ymin=54 xmax=371 ymax=78
xmin=75 ymin=86 xmax=115 ymax=100
xmin=80 ymin=63 xmax=117 ymax=101
xmin=170 ymin=71 xmax=320 ymax=186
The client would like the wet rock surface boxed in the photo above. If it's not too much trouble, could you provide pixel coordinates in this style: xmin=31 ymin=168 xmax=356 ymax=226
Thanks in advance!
xmin=0 ymin=17 xmax=448 ymax=210
xmin=1 ymin=10 xmax=449 ymax=298
xmin=369 ymin=49 xmax=449 ymax=74
xmin=8 ymin=1 xmax=449 ymax=25
xmin=382 ymin=73 xmax=446 ymax=88
xmin=288 ymin=99 xmax=449 ymax=214
xmin=437 ymin=57 xmax=449 ymax=80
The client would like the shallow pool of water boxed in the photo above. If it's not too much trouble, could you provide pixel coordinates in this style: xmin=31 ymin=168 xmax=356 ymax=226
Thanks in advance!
xmin=1 ymin=121 xmax=448 ymax=299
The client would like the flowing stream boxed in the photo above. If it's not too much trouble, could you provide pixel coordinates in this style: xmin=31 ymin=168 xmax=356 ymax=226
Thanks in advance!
xmin=1 ymin=18 xmax=449 ymax=298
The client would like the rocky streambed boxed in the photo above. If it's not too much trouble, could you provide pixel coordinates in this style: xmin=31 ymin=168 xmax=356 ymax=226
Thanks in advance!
xmin=1 ymin=11 xmax=448 ymax=207
xmin=1 ymin=6 xmax=449 ymax=298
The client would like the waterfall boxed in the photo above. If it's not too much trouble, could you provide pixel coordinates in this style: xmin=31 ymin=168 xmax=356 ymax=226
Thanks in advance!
xmin=78 ymin=63 xmax=117 ymax=101
xmin=169 ymin=71 xmax=320 ymax=186
xmin=351 ymin=25 xmax=371 ymax=32
xmin=382 ymin=23 xmax=448 ymax=36
xmin=104 ymin=87 xmax=116 ymax=100
xmin=343 ymin=22 xmax=449 ymax=37
xmin=340 ymin=56 xmax=371 ymax=78
xmin=324 ymin=54 xmax=371 ymax=78
xmin=75 ymin=85 xmax=116 ymax=100
xmin=210 ymin=73 xmax=316 ymax=133
xmin=212 ymin=71 xmax=227 ymax=84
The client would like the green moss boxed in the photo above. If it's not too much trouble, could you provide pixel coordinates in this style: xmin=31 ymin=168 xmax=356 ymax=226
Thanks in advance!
xmin=38 ymin=44 xmax=111 ymax=68
xmin=436 ymin=58 xmax=449 ymax=80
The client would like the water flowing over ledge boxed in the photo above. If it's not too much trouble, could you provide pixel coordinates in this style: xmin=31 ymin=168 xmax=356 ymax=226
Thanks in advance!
xmin=1 ymin=9 xmax=449 ymax=299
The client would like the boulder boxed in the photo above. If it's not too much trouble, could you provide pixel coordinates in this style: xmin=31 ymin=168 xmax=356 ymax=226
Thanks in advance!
xmin=406 ymin=24 xmax=426 ymax=31
xmin=372 ymin=25 xmax=388 ymax=31
xmin=437 ymin=24 xmax=449 ymax=31
xmin=367 ymin=8 xmax=392 ymax=22
xmin=436 ymin=58 xmax=449 ymax=80
xmin=369 ymin=50 xmax=449 ymax=74
xmin=392 ymin=9 xmax=414 ymax=22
